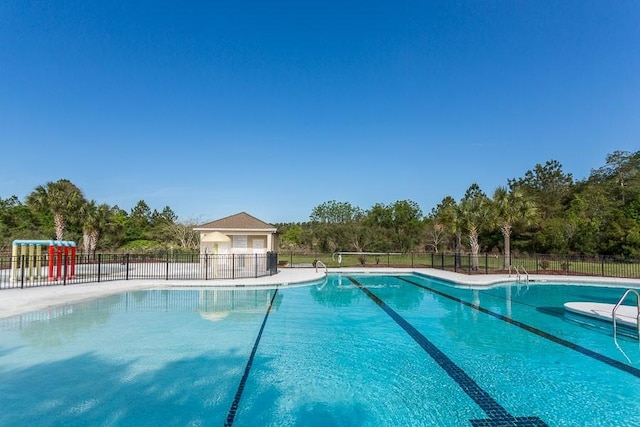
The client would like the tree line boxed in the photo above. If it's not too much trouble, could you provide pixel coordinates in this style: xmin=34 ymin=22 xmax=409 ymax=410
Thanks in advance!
xmin=0 ymin=180 xmax=199 ymax=255
xmin=276 ymin=150 xmax=640 ymax=265
xmin=1 ymin=150 xmax=639 ymax=260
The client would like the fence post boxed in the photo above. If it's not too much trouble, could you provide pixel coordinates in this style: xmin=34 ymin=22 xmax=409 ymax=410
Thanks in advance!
xmin=485 ymin=253 xmax=488 ymax=274
xmin=535 ymin=254 xmax=538 ymax=274
xmin=20 ymin=255 xmax=25 ymax=289
xmin=32 ymin=251 xmax=37 ymax=282
xmin=126 ymin=253 xmax=130 ymax=280
xmin=165 ymin=252 xmax=169 ymax=280
xmin=97 ymin=253 xmax=102 ymax=282
xmin=272 ymin=252 xmax=277 ymax=276
xmin=205 ymin=254 xmax=209 ymax=280
xmin=601 ymin=256 xmax=605 ymax=277
xmin=273 ymin=252 xmax=277 ymax=275
xmin=63 ymin=251 xmax=68 ymax=286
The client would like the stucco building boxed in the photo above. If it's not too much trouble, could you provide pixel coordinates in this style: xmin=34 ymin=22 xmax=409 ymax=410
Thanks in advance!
xmin=193 ymin=212 xmax=278 ymax=256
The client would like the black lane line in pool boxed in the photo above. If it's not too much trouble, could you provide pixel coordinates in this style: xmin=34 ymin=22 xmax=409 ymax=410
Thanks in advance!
xmin=399 ymin=276 xmax=640 ymax=380
xmin=348 ymin=276 xmax=547 ymax=427
xmin=224 ymin=288 xmax=279 ymax=427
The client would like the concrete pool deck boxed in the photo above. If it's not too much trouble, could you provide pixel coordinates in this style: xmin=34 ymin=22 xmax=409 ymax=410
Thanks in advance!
xmin=1 ymin=267 xmax=639 ymax=320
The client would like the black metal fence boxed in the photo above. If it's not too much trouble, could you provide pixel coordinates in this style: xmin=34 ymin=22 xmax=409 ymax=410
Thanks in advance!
xmin=0 ymin=252 xmax=279 ymax=290
xmin=3 ymin=250 xmax=639 ymax=290
xmin=278 ymin=251 xmax=640 ymax=279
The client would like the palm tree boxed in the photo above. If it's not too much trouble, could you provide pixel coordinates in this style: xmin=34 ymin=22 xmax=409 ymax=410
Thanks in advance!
xmin=434 ymin=196 xmax=463 ymax=266
xmin=492 ymin=186 xmax=537 ymax=270
xmin=459 ymin=184 xmax=490 ymax=271
xmin=80 ymin=200 xmax=98 ymax=256
xmin=92 ymin=204 xmax=112 ymax=252
xmin=80 ymin=201 xmax=113 ymax=259
xmin=26 ymin=179 xmax=85 ymax=241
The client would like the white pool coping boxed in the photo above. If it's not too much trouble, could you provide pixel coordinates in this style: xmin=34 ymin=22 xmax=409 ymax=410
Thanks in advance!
xmin=1 ymin=267 xmax=639 ymax=320
xmin=564 ymin=301 xmax=639 ymax=328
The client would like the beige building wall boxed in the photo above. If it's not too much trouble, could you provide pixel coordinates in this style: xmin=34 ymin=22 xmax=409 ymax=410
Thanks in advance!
xmin=193 ymin=212 xmax=278 ymax=256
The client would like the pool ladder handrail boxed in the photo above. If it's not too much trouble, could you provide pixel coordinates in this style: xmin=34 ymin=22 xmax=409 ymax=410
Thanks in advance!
xmin=315 ymin=260 xmax=328 ymax=274
xmin=513 ymin=265 xmax=529 ymax=284
xmin=612 ymin=288 xmax=640 ymax=340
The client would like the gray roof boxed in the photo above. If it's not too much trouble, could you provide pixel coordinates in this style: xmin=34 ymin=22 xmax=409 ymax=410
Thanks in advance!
xmin=195 ymin=212 xmax=276 ymax=231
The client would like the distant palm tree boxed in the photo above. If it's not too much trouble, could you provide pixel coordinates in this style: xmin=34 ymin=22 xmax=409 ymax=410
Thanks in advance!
xmin=26 ymin=179 xmax=85 ymax=241
xmin=459 ymin=184 xmax=490 ymax=271
xmin=492 ymin=186 xmax=537 ymax=269
xmin=80 ymin=201 xmax=112 ymax=258
xmin=90 ymin=204 xmax=112 ymax=254
xmin=434 ymin=196 xmax=463 ymax=265
xmin=80 ymin=200 xmax=98 ymax=256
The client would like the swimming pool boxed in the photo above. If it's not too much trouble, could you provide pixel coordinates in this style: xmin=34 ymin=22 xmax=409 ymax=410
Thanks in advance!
xmin=1 ymin=273 xmax=639 ymax=426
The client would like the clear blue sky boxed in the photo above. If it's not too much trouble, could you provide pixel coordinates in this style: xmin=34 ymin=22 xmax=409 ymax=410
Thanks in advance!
xmin=1 ymin=1 xmax=638 ymax=224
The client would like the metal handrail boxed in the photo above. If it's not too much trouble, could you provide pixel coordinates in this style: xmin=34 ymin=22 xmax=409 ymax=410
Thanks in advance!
xmin=512 ymin=265 xmax=529 ymax=284
xmin=315 ymin=260 xmax=328 ymax=274
xmin=612 ymin=288 xmax=640 ymax=340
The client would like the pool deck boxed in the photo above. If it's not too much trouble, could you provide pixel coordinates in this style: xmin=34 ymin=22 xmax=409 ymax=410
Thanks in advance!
xmin=1 ymin=267 xmax=639 ymax=320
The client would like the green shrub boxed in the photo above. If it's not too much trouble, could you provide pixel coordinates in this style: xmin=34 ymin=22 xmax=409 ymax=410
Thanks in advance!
xmin=120 ymin=240 xmax=164 ymax=253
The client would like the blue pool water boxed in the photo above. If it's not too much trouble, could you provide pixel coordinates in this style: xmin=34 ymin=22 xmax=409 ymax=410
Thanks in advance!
xmin=1 ymin=273 xmax=640 ymax=426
